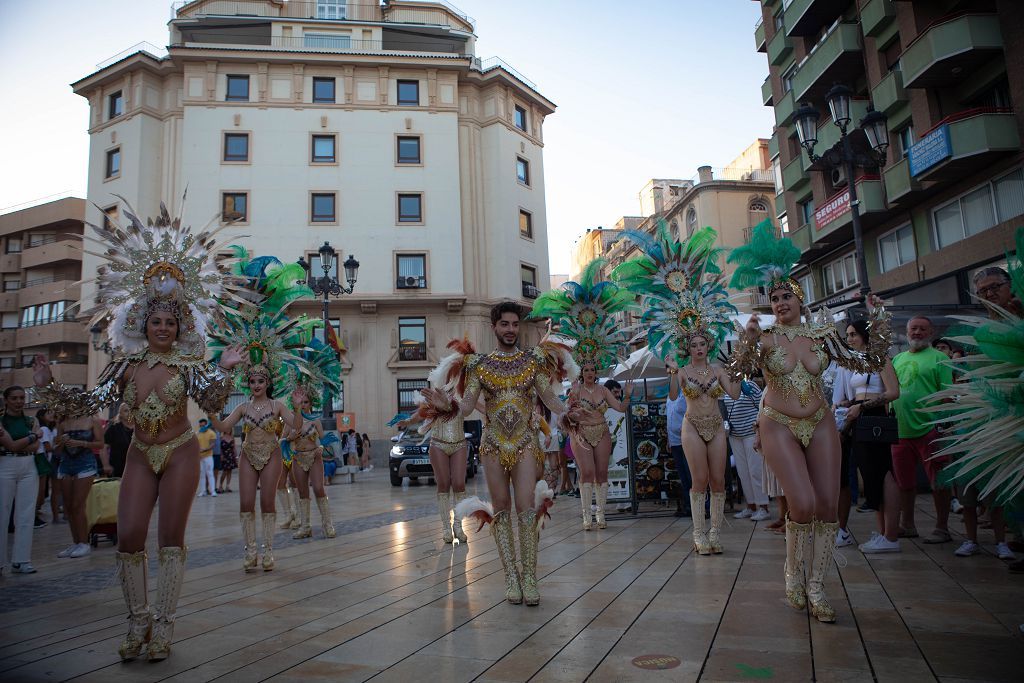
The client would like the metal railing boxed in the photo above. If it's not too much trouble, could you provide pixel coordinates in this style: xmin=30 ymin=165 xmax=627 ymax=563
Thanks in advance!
xmin=96 ymin=42 xmax=167 ymax=69
xmin=471 ymin=56 xmax=538 ymax=91
xmin=686 ymin=167 xmax=776 ymax=186
xmin=23 ymin=275 xmax=60 ymax=288
xmin=173 ymin=35 xmax=465 ymax=54
xmin=170 ymin=0 xmax=474 ymax=29
xmin=26 ymin=235 xmax=60 ymax=248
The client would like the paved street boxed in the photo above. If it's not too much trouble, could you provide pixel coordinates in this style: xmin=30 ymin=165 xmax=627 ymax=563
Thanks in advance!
xmin=1 ymin=470 xmax=1021 ymax=682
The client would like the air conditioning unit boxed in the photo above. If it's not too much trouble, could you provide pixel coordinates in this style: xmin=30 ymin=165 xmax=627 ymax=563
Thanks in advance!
xmin=396 ymin=276 xmax=423 ymax=289
xmin=522 ymin=284 xmax=540 ymax=299
xmin=830 ymin=166 xmax=848 ymax=189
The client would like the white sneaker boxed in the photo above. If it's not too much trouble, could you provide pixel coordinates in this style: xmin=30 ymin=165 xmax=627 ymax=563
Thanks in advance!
xmin=57 ymin=545 xmax=76 ymax=558
xmin=733 ymin=509 xmax=753 ymax=519
xmin=861 ymin=534 xmax=900 ymax=554
xmin=750 ymin=508 xmax=772 ymax=522
xmin=997 ymin=542 xmax=1016 ymax=560
xmin=211 ymin=492 xmax=218 ymax=497
xmin=69 ymin=543 xmax=91 ymax=558
xmin=198 ymin=492 xmax=207 ymax=497
xmin=954 ymin=540 xmax=980 ymax=557
xmin=951 ymin=497 xmax=964 ymax=514
xmin=11 ymin=562 xmax=37 ymax=574
xmin=836 ymin=529 xmax=854 ymax=547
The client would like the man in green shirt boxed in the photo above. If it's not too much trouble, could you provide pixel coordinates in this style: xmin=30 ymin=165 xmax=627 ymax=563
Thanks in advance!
xmin=891 ymin=316 xmax=954 ymax=544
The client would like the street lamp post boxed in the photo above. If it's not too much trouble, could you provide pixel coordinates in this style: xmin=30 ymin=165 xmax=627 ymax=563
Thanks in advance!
xmin=793 ymin=84 xmax=890 ymax=302
xmin=298 ymin=241 xmax=359 ymax=419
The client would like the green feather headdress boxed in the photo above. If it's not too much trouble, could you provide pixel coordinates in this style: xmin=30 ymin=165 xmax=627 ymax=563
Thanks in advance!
xmin=529 ymin=258 xmax=635 ymax=369
xmin=727 ymin=219 xmax=804 ymax=300
xmin=611 ymin=222 xmax=736 ymax=366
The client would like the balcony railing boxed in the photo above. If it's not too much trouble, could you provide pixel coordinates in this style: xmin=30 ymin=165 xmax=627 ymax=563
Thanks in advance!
xmin=471 ymin=57 xmax=538 ymax=92
xmin=173 ymin=35 xmax=466 ymax=55
xmin=170 ymin=0 xmax=475 ymax=30
xmin=685 ymin=167 xmax=776 ymax=186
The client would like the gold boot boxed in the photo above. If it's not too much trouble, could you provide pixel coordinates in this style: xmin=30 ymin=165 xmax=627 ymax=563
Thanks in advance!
xmin=579 ymin=482 xmax=593 ymax=531
xmin=808 ymin=519 xmax=838 ymax=623
xmin=116 ymin=550 xmax=150 ymax=660
xmin=437 ymin=491 xmax=454 ymax=543
xmin=148 ymin=547 xmax=186 ymax=661
xmin=708 ymin=491 xmax=726 ymax=554
xmin=315 ymin=496 xmax=336 ymax=538
xmin=277 ymin=489 xmax=294 ymax=529
xmin=452 ymin=491 xmax=468 ymax=543
xmin=240 ymin=511 xmax=258 ymax=572
xmin=261 ymin=512 xmax=276 ymax=571
xmin=491 ymin=510 xmax=523 ymax=604
xmin=292 ymin=498 xmax=312 ymax=539
xmin=518 ymin=509 xmax=540 ymax=606
xmin=595 ymin=482 xmax=609 ymax=529
xmin=690 ymin=491 xmax=711 ymax=555
xmin=784 ymin=516 xmax=810 ymax=610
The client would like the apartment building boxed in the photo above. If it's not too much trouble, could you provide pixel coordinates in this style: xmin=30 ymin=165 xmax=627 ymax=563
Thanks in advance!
xmin=71 ymin=0 xmax=555 ymax=436
xmin=603 ymin=141 xmax=777 ymax=313
xmin=755 ymin=0 xmax=1023 ymax=318
xmin=0 ymin=198 xmax=89 ymax=391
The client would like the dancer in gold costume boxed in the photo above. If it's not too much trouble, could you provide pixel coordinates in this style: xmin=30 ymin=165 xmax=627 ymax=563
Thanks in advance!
xmin=426 ymin=302 xmax=576 ymax=606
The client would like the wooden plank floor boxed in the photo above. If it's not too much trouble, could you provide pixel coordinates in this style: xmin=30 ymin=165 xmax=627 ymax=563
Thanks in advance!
xmin=1 ymin=470 xmax=1021 ymax=682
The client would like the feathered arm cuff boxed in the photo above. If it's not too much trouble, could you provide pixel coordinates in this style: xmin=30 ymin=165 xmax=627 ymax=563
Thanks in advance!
xmin=186 ymin=362 xmax=235 ymax=414
xmin=726 ymin=327 xmax=761 ymax=383
xmin=823 ymin=305 xmax=892 ymax=373
xmin=33 ymin=359 xmax=127 ymax=418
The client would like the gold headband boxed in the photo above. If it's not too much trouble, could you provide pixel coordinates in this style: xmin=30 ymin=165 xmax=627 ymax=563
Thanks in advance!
xmin=247 ymin=364 xmax=271 ymax=380
xmin=768 ymin=277 xmax=804 ymax=302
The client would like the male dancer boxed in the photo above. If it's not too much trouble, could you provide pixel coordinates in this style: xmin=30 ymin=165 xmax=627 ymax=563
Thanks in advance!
xmin=424 ymin=301 xmax=575 ymax=605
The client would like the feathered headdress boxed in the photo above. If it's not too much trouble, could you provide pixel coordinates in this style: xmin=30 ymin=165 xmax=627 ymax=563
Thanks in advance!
xmin=289 ymin=337 xmax=343 ymax=410
xmin=529 ymin=259 xmax=634 ymax=369
xmin=612 ymin=222 xmax=736 ymax=366
xmin=81 ymin=197 xmax=251 ymax=355
xmin=922 ymin=227 xmax=1024 ymax=505
xmin=727 ymin=219 xmax=804 ymax=301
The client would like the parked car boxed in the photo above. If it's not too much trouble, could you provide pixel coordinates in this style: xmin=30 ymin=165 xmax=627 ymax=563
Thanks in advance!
xmin=389 ymin=430 xmax=477 ymax=486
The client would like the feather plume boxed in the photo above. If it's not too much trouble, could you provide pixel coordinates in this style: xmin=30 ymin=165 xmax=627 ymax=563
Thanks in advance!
xmin=454 ymin=496 xmax=495 ymax=532
xmin=534 ymin=480 xmax=555 ymax=529
xmin=727 ymin=219 xmax=801 ymax=291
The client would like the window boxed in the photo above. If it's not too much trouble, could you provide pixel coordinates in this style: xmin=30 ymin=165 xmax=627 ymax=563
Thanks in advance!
xmin=103 ymin=205 xmax=119 ymax=231
xmin=226 ymin=75 xmax=249 ymax=102
xmin=396 ymin=254 xmax=427 ymax=289
xmin=398 ymin=317 xmax=427 ymax=361
xmin=27 ymin=233 xmax=55 ymax=247
xmin=20 ymin=301 xmax=71 ymax=327
xmin=3 ymin=277 xmax=19 ymax=292
xmin=397 ymin=193 xmax=423 ymax=223
xmin=313 ymin=317 xmax=341 ymax=344
xmin=686 ymin=207 xmax=697 ymax=236
xmin=799 ymin=198 xmax=815 ymax=226
xmin=896 ymin=125 xmax=915 ymax=159
xmin=798 ymin=274 xmax=815 ymax=302
xmin=312 ymin=77 xmax=336 ymax=103
xmin=223 ymin=133 xmax=250 ymax=162
xmin=328 ymin=381 xmax=344 ymax=414
xmin=1 ymin=313 xmax=17 ymax=330
xmin=773 ymin=11 xmax=784 ymax=31
xmin=993 ymin=168 xmax=1024 ymax=224
xmin=822 ymin=253 xmax=858 ymax=295
xmin=311 ymin=134 xmax=337 ymax=163
xmin=397 ymin=378 xmax=428 ymax=412
xmin=773 ymin=158 xmax=783 ymax=196
xmin=221 ymin=192 xmax=248 ymax=222
xmin=0 ymin=356 xmax=13 ymax=369
xmin=397 ymin=80 xmax=419 ymax=106
xmin=521 ymin=264 xmax=539 ymax=298
xmin=317 ymin=0 xmax=347 ymax=20
xmin=5 ymin=237 xmax=22 ymax=254
xmin=878 ymin=224 xmax=916 ymax=273
xmin=397 ymin=136 xmax=421 ymax=164
xmin=779 ymin=213 xmax=789 ymax=234
xmin=305 ymin=33 xmax=352 ymax=49
xmin=782 ymin=65 xmax=796 ymax=94
xmin=311 ymin=193 xmax=337 ymax=223
xmin=514 ymin=105 xmax=528 ymax=132
xmin=749 ymin=199 xmax=770 ymax=212
xmin=933 ymin=169 xmax=1024 ymax=249
xmin=519 ymin=209 xmax=533 ymax=238
xmin=516 ymin=157 xmax=530 ymax=185
xmin=105 ymin=148 xmax=121 ymax=179
xmin=108 ymin=91 xmax=123 ymax=120
xmin=307 ymin=254 xmax=339 ymax=280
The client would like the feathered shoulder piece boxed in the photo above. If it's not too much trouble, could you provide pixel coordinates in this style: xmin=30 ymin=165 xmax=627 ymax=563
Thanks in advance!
xmin=727 ymin=219 xmax=803 ymax=298
xmin=429 ymin=336 xmax=478 ymax=395
xmin=82 ymin=196 xmax=251 ymax=355
xmin=530 ymin=258 xmax=634 ymax=370
xmin=612 ymin=223 xmax=736 ymax=366
xmin=534 ymin=338 xmax=580 ymax=383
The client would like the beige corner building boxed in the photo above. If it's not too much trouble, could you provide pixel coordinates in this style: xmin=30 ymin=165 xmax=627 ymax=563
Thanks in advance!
xmin=0 ymin=198 xmax=89 ymax=391
xmin=71 ymin=0 xmax=555 ymax=437
xmin=602 ymin=140 xmax=777 ymax=312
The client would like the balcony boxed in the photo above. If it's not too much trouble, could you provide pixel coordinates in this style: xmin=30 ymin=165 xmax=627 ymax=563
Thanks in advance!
xmin=1 ymin=362 xmax=88 ymax=389
xmin=767 ymin=26 xmax=793 ymax=67
xmin=782 ymin=156 xmax=810 ymax=195
xmin=789 ymin=224 xmax=812 ymax=255
xmin=768 ymin=132 xmax=780 ymax=159
xmin=871 ymin=69 xmax=908 ymax=118
xmin=882 ymin=156 xmax=923 ymax=205
xmin=814 ymin=177 xmax=887 ymax=244
xmin=785 ymin=0 xmax=854 ymax=37
xmin=909 ymin=111 xmax=1020 ymax=182
xmin=171 ymin=0 xmax=475 ymax=31
xmin=901 ymin=14 xmax=1003 ymax=90
xmin=755 ymin=17 xmax=767 ymax=53
xmin=20 ymin=239 xmax=81 ymax=270
xmin=15 ymin=321 xmax=89 ymax=348
xmin=791 ymin=23 xmax=863 ymax=102
xmin=861 ymin=0 xmax=896 ymax=38
xmin=19 ymin=279 xmax=80 ymax=309
xmin=749 ymin=289 xmax=772 ymax=310
xmin=775 ymin=193 xmax=786 ymax=217
xmin=775 ymin=90 xmax=796 ymax=126
xmin=762 ymin=77 xmax=774 ymax=106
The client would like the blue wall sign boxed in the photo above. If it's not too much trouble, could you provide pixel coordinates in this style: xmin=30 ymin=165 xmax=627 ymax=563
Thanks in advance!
xmin=908 ymin=124 xmax=952 ymax=177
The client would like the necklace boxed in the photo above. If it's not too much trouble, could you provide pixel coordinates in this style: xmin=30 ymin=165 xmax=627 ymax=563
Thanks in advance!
xmin=691 ymin=364 xmax=712 ymax=377
xmin=250 ymin=400 xmax=271 ymax=414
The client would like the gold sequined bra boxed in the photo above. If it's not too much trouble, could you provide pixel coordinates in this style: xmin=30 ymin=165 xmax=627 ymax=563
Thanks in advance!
xmin=123 ymin=373 xmax=186 ymax=437
xmin=762 ymin=331 xmax=829 ymax=407
xmin=682 ymin=374 xmax=725 ymax=401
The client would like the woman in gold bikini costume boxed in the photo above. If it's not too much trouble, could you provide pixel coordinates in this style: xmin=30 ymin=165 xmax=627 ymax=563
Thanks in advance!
xmin=728 ymin=221 xmax=891 ymax=623
xmin=209 ymin=366 xmax=303 ymax=572
xmin=285 ymin=395 xmax=335 ymax=540
xmin=33 ymin=202 xmax=245 ymax=662
xmin=564 ymin=363 xmax=631 ymax=530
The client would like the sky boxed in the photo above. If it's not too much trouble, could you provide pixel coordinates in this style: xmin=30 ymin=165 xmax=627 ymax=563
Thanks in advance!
xmin=0 ymin=0 xmax=773 ymax=274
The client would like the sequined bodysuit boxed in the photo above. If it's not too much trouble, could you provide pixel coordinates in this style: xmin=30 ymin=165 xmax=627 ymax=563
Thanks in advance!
xmin=459 ymin=348 xmax=566 ymax=470
xmin=429 ymin=413 xmax=468 ymax=455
